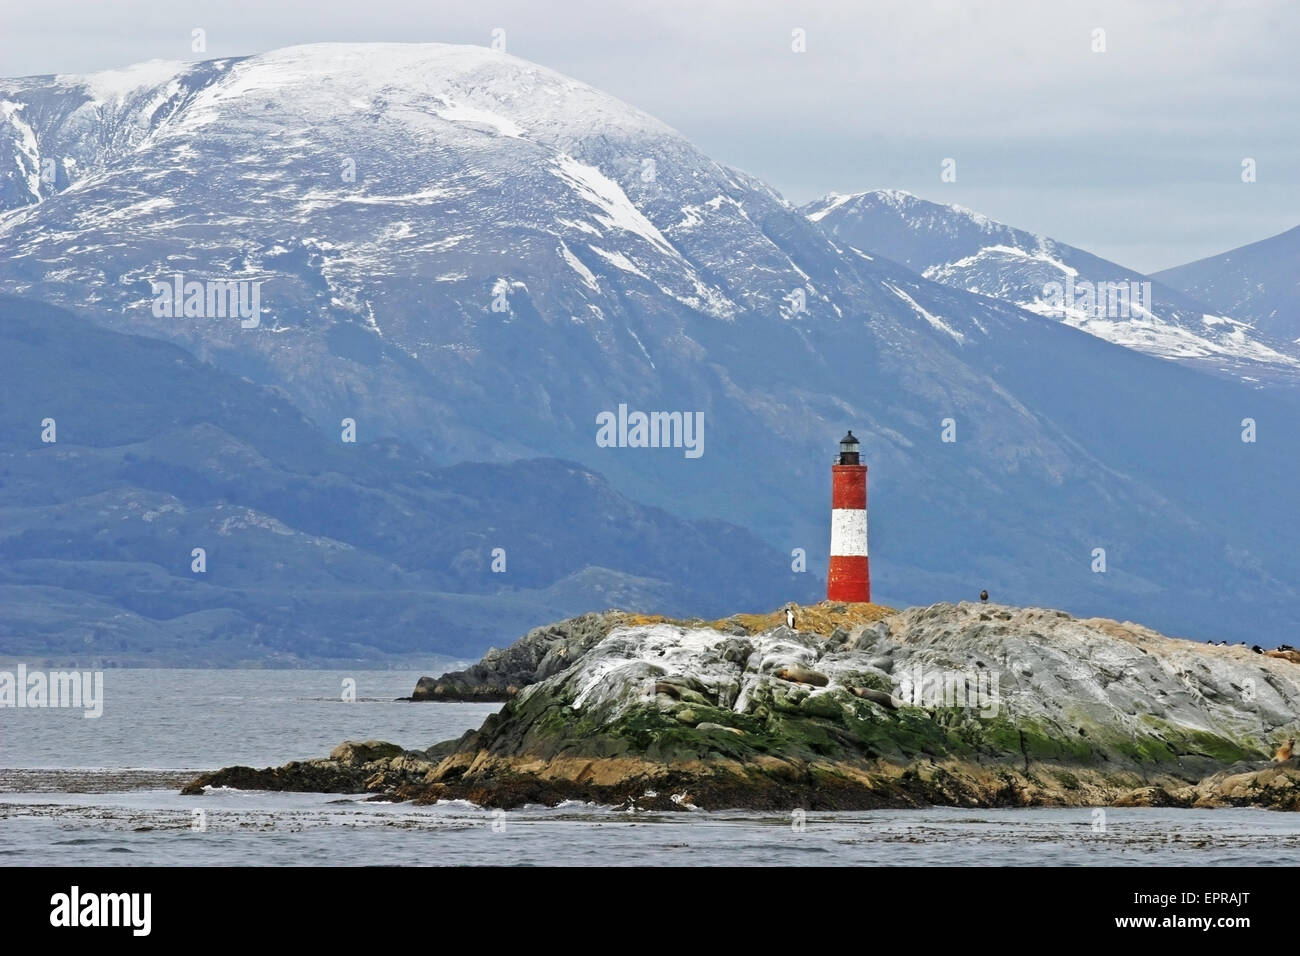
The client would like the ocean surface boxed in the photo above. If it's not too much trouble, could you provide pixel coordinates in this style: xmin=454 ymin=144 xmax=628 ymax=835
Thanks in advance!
xmin=1 ymin=669 xmax=1295 ymax=866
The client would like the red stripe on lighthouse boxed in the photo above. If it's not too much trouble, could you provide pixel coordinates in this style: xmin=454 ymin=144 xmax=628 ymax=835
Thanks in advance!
xmin=831 ymin=467 xmax=866 ymax=509
xmin=828 ymin=555 xmax=869 ymax=602
xmin=829 ymin=463 xmax=869 ymax=603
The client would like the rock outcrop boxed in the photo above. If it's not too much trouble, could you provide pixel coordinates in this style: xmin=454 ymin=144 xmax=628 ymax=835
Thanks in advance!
xmin=1115 ymin=759 xmax=1300 ymax=810
xmin=408 ymin=612 xmax=639 ymax=701
xmin=407 ymin=603 xmax=895 ymax=700
xmin=186 ymin=602 xmax=1300 ymax=810
xmin=180 ymin=740 xmax=440 ymax=795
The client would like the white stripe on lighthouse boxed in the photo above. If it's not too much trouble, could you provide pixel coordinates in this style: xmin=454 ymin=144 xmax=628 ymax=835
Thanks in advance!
xmin=830 ymin=508 xmax=868 ymax=556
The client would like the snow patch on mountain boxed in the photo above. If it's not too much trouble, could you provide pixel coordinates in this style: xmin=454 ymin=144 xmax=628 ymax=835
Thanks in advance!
xmin=0 ymin=100 xmax=40 ymax=199
xmin=927 ymin=244 xmax=1079 ymax=279
xmin=431 ymin=100 xmax=523 ymax=138
xmin=626 ymin=327 xmax=656 ymax=368
xmin=883 ymin=282 xmax=966 ymax=343
xmin=58 ymin=60 xmax=191 ymax=105
xmin=559 ymin=241 xmax=599 ymax=292
xmin=1016 ymin=300 xmax=1300 ymax=366
xmin=555 ymin=217 xmax=602 ymax=238
xmin=551 ymin=154 xmax=675 ymax=257
xmin=806 ymin=191 xmax=853 ymax=222
xmin=587 ymin=244 xmax=648 ymax=279
xmin=672 ymin=205 xmax=706 ymax=231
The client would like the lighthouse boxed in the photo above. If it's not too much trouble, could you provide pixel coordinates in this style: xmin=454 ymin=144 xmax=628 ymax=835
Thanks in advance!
xmin=828 ymin=430 xmax=869 ymax=603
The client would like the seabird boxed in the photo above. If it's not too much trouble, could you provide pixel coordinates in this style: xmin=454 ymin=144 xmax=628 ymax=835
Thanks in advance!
xmin=1252 ymin=645 xmax=1264 ymax=654
xmin=979 ymin=590 xmax=989 ymax=603
xmin=784 ymin=604 xmax=796 ymax=629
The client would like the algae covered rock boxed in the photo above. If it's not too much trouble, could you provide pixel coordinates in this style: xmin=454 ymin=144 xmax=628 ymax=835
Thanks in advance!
xmin=180 ymin=739 xmax=430 ymax=796
xmin=329 ymin=740 xmax=405 ymax=764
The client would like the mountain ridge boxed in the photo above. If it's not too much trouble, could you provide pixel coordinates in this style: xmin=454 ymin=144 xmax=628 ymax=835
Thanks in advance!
xmin=1153 ymin=223 xmax=1300 ymax=343
xmin=801 ymin=188 xmax=1300 ymax=384
xmin=0 ymin=294 xmax=815 ymax=663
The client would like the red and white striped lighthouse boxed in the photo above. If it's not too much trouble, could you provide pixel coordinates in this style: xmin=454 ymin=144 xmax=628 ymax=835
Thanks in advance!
xmin=828 ymin=430 xmax=869 ymax=603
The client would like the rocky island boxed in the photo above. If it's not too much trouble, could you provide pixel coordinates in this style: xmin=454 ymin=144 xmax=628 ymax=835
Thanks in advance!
xmin=183 ymin=602 xmax=1300 ymax=811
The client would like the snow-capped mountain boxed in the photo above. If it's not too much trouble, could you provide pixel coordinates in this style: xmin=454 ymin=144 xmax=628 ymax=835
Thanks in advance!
xmin=2 ymin=43 xmax=1299 ymax=647
xmin=1153 ymin=224 xmax=1300 ymax=343
xmin=803 ymin=189 xmax=1300 ymax=385
xmin=0 ymin=43 xmax=1076 ymax=534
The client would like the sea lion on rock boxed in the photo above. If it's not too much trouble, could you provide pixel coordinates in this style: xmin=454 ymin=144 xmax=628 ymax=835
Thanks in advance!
xmin=1276 ymin=739 xmax=1295 ymax=762
xmin=696 ymin=721 xmax=745 ymax=736
xmin=773 ymin=665 xmax=829 ymax=687
xmin=849 ymin=686 xmax=898 ymax=710
xmin=1265 ymin=649 xmax=1300 ymax=664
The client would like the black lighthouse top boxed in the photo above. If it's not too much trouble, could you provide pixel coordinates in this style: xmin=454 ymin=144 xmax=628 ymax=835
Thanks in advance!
xmin=838 ymin=430 xmax=860 ymax=465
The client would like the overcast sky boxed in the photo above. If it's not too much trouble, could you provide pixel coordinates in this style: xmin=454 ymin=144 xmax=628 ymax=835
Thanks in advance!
xmin=3 ymin=0 xmax=1297 ymax=272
